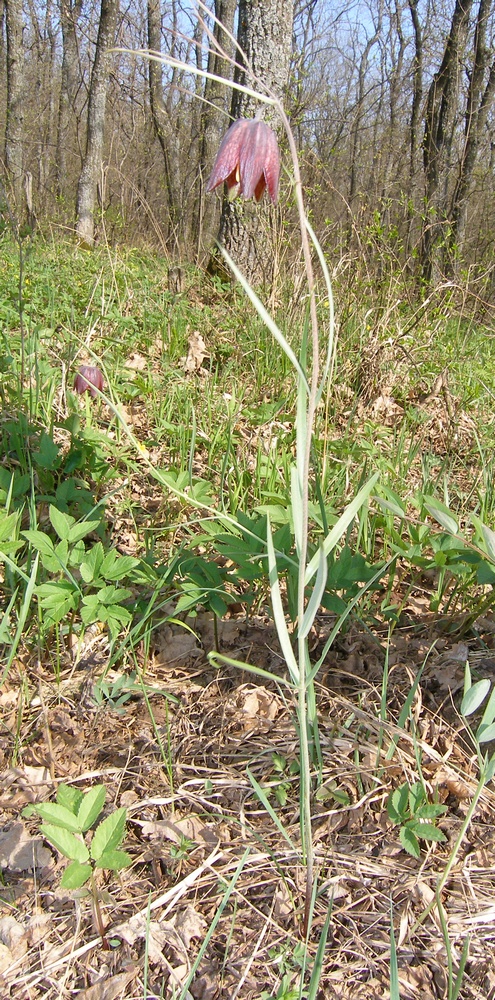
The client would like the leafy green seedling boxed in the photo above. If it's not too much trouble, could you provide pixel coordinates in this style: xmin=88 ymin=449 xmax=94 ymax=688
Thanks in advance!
xmin=387 ymin=781 xmax=447 ymax=858
xmin=26 ymin=782 xmax=131 ymax=889
xmin=269 ymin=753 xmax=300 ymax=807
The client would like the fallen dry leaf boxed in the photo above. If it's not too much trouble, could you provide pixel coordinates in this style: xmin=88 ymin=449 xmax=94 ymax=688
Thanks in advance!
xmin=0 ymin=822 xmax=52 ymax=871
xmin=182 ymin=331 xmax=208 ymax=373
xmin=140 ymin=814 xmax=218 ymax=847
xmin=0 ymin=915 xmax=28 ymax=976
xmin=77 ymin=969 xmax=137 ymax=1000
xmin=174 ymin=904 xmax=207 ymax=948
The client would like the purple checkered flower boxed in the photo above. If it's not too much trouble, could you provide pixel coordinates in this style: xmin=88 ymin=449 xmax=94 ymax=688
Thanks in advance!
xmin=207 ymin=118 xmax=281 ymax=204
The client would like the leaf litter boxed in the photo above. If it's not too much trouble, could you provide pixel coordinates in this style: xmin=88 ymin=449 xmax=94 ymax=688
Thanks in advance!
xmin=2 ymin=612 xmax=495 ymax=998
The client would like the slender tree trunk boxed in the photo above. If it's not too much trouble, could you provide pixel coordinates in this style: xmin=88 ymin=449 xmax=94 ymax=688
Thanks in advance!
xmin=193 ymin=0 xmax=237 ymax=259
xmin=406 ymin=0 xmax=423 ymax=262
xmin=450 ymin=0 xmax=495 ymax=254
xmin=147 ymin=0 xmax=183 ymax=254
xmin=421 ymin=0 xmax=473 ymax=282
xmin=4 ymin=0 xmax=25 ymax=207
xmin=347 ymin=14 xmax=382 ymax=224
xmin=216 ymin=0 xmax=294 ymax=285
xmin=75 ymin=0 xmax=119 ymax=246
xmin=57 ymin=0 xmax=83 ymax=202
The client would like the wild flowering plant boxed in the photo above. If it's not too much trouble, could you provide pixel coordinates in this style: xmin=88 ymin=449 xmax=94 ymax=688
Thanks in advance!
xmin=206 ymin=117 xmax=280 ymax=203
xmin=74 ymin=364 xmax=104 ymax=397
xmin=121 ymin=13 xmax=378 ymax=943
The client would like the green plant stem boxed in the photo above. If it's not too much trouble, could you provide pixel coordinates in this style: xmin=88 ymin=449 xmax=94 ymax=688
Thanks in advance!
xmin=277 ymin=100 xmax=320 ymax=937
xmin=90 ymin=872 xmax=109 ymax=948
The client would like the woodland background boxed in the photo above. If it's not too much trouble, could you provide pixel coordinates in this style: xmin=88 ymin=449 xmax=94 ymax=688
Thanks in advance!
xmin=1 ymin=0 xmax=495 ymax=295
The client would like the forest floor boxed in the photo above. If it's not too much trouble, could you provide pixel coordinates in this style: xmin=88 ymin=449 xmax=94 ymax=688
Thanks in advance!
xmin=2 ymin=602 xmax=495 ymax=999
xmin=1 ymin=239 xmax=495 ymax=998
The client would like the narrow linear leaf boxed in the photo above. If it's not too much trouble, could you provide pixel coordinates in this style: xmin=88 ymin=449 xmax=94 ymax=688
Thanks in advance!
xmin=246 ymin=768 xmax=296 ymax=852
xmin=389 ymin=900 xmax=400 ymax=1000
xmin=266 ymin=514 xmax=299 ymax=685
xmin=208 ymin=650 xmax=291 ymax=687
xmin=300 ymin=543 xmax=327 ymax=639
xmin=219 ymin=246 xmax=309 ymax=393
xmin=305 ymin=473 xmax=379 ymax=584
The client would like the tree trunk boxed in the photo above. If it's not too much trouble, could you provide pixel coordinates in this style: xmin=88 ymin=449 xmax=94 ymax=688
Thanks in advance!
xmin=4 ymin=0 xmax=25 ymax=208
xmin=215 ymin=0 xmax=294 ymax=285
xmin=75 ymin=0 xmax=118 ymax=246
xmin=406 ymin=0 xmax=423 ymax=263
xmin=193 ymin=0 xmax=237 ymax=259
xmin=421 ymin=0 xmax=473 ymax=282
xmin=57 ymin=0 xmax=83 ymax=202
xmin=147 ymin=0 xmax=183 ymax=255
xmin=450 ymin=0 xmax=495 ymax=254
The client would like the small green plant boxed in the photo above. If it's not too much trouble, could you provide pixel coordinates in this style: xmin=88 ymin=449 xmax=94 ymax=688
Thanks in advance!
xmin=387 ymin=780 xmax=447 ymax=858
xmin=269 ymin=753 xmax=300 ymax=807
xmin=27 ymin=782 xmax=131 ymax=890
xmin=91 ymin=669 xmax=140 ymax=712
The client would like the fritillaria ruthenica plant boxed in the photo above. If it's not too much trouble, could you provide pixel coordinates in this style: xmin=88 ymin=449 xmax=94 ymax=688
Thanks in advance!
xmin=206 ymin=118 xmax=280 ymax=204
xmin=74 ymin=365 xmax=104 ymax=398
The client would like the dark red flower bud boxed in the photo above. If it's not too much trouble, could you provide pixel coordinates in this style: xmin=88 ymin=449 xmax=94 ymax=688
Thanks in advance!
xmin=207 ymin=118 xmax=281 ymax=204
xmin=74 ymin=365 xmax=104 ymax=398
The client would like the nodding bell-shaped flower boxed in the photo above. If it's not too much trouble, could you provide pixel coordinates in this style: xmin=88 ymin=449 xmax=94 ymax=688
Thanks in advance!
xmin=74 ymin=365 xmax=104 ymax=398
xmin=207 ymin=118 xmax=280 ymax=204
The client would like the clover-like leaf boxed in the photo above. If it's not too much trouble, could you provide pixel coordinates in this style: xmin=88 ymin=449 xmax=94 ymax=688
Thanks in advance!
xmin=56 ymin=784 xmax=84 ymax=815
xmin=34 ymin=803 xmax=83 ymax=832
xmin=399 ymin=825 xmax=420 ymax=858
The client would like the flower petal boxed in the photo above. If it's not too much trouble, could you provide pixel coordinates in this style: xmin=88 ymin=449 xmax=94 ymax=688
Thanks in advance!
xmin=206 ymin=119 xmax=251 ymax=193
xmin=74 ymin=365 xmax=104 ymax=397
xmin=238 ymin=121 xmax=280 ymax=204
